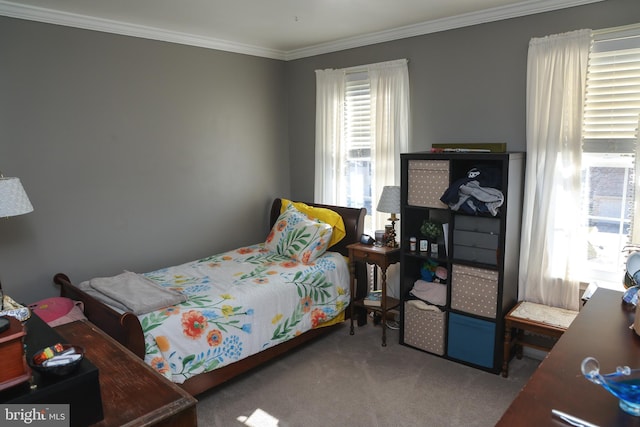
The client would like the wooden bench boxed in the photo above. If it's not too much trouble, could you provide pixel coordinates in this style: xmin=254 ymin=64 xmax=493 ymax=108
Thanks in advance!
xmin=501 ymin=301 xmax=579 ymax=377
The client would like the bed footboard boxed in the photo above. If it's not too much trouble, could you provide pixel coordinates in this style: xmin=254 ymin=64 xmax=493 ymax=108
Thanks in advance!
xmin=53 ymin=273 xmax=145 ymax=359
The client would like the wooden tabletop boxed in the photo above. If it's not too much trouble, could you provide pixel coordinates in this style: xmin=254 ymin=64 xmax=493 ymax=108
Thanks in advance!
xmin=346 ymin=242 xmax=401 ymax=255
xmin=497 ymin=288 xmax=640 ymax=426
xmin=56 ymin=320 xmax=197 ymax=427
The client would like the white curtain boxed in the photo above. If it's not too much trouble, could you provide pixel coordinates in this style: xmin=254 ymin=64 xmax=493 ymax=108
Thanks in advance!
xmin=369 ymin=59 xmax=410 ymax=231
xmin=369 ymin=60 xmax=409 ymax=300
xmin=315 ymin=60 xmax=409 ymax=299
xmin=314 ymin=69 xmax=345 ymax=205
xmin=314 ymin=59 xmax=409 ymax=215
xmin=519 ymin=29 xmax=591 ymax=311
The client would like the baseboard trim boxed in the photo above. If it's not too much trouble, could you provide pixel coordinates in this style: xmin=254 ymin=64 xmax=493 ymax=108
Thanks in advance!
xmin=523 ymin=346 xmax=548 ymax=361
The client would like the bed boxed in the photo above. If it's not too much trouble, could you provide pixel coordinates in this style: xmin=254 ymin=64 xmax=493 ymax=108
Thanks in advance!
xmin=53 ymin=198 xmax=367 ymax=396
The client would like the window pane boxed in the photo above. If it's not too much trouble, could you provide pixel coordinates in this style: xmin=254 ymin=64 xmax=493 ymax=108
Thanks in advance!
xmin=581 ymin=154 xmax=634 ymax=286
xmin=586 ymin=166 xmax=629 ymax=219
xmin=344 ymin=158 xmax=372 ymax=214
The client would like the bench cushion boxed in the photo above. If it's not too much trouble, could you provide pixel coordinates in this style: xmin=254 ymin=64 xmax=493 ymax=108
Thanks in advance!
xmin=509 ymin=301 xmax=578 ymax=330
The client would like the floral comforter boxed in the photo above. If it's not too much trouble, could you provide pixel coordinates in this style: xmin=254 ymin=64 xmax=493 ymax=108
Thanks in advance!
xmin=138 ymin=243 xmax=350 ymax=384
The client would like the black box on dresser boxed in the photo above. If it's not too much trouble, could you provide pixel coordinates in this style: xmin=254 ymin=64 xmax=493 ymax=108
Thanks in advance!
xmin=0 ymin=314 xmax=104 ymax=427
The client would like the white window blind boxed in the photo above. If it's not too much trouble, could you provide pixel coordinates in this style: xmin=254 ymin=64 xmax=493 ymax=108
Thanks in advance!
xmin=583 ymin=32 xmax=640 ymax=153
xmin=344 ymin=72 xmax=371 ymax=152
xmin=343 ymin=71 xmax=373 ymax=214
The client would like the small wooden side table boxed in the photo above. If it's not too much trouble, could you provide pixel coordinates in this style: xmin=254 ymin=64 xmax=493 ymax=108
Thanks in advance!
xmin=347 ymin=243 xmax=401 ymax=346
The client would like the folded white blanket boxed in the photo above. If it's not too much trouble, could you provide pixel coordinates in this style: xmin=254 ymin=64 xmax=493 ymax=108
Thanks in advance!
xmin=89 ymin=271 xmax=187 ymax=315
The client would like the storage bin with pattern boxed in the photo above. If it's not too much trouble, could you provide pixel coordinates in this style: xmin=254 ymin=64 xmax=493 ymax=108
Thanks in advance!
xmin=407 ymin=160 xmax=449 ymax=208
xmin=450 ymin=264 xmax=499 ymax=318
xmin=403 ymin=301 xmax=446 ymax=355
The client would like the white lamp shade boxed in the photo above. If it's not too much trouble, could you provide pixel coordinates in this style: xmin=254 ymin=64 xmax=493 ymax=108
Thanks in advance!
xmin=376 ymin=185 xmax=401 ymax=214
xmin=0 ymin=177 xmax=34 ymax=217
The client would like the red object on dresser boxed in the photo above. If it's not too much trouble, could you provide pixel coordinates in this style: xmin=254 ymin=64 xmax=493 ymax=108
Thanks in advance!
xmin=0 ymin=316 xmax=31 ymax=391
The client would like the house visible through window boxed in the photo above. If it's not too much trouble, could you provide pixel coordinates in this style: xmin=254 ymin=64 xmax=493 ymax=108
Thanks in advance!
xmin=580 ymin=28 xmax=640 ymax=288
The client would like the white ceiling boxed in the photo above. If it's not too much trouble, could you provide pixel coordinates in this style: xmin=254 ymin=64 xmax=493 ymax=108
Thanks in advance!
xmin=0 ymin=0 xmax=603 ymax=60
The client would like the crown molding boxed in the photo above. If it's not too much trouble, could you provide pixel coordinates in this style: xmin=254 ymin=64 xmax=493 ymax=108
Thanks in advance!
xmin=0 ymin=0 xmax=605 ymax=61
xmin=285 ymin=0 xmax=605 ymax=60
xmin=0 ymin=0 xmax=288 ymax=60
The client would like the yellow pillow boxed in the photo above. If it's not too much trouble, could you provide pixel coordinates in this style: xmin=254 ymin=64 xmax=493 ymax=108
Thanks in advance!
xmin=280 ymin=199 xmax=346 ymax=248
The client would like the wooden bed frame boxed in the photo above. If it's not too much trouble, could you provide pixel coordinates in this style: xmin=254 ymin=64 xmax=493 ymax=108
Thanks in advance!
xmin=53 ymin=198 xmax=367 ymax=396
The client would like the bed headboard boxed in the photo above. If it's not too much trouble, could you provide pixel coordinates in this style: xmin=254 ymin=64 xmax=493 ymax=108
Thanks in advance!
xmin=269 ymin=198 xmax=366 ymax=258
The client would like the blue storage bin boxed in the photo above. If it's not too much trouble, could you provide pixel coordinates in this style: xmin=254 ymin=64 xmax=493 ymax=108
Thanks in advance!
xmin=447 ymin=312 xmax=495 ymax=368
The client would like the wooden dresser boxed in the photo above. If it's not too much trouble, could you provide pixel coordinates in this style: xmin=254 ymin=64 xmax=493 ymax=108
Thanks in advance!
xmin=55 ymin=320 xmax=197 ymax=427
xmin=497 ymin=288 xmax=639 ymax=426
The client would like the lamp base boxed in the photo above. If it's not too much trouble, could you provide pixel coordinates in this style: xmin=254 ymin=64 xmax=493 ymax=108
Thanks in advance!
xmin=385 ymin=219 xmax=399 ymax=248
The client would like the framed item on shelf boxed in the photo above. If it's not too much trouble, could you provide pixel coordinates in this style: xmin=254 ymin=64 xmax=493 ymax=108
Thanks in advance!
xmin=431 ymin=142 xmax=507 ymax=153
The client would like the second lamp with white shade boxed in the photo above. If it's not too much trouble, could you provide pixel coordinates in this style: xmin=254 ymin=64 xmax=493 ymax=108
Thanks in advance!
xmin=376 ymin=185 xmax=401 ymax=248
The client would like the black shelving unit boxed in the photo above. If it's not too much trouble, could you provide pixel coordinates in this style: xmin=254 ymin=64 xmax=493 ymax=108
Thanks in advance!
xmin=399 ymin=151 xmax=524 ymax=374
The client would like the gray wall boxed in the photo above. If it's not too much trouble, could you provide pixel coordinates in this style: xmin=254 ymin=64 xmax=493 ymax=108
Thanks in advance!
xmin=286 ymin=0 xmax=640 ymax=201
xmin=0 ymin=0 xmax=638 ymax=304
xmin=0 ymin=17 xmax=289 ymax=303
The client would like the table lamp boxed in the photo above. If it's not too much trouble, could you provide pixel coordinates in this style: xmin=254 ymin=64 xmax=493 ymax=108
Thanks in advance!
xmin=376 ymin=186 xmax=400 ymax=248
xmin=0 ymin=175 xmax=33 ymax=218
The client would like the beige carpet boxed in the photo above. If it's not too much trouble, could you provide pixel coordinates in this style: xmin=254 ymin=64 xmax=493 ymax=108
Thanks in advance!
xmin=195 ymin=321 xmax=540 ymax=427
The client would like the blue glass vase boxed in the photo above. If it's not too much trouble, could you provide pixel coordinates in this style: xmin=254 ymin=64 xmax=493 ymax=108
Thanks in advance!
xmin=582 ymin=357 xmax=640 ymax=416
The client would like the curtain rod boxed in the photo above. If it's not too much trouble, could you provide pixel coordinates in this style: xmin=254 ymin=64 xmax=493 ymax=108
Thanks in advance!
xmin=338 ymin=58 xmax=409 ymax=75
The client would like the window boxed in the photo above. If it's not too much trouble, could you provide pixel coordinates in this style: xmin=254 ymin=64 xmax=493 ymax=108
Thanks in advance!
xmin=315 ymin=59 xmax=409 ymax=233
xmin=520 ymin=28 xmax=639 ymax=310
xmin=580 ymin=28 xmax=640 ymax=288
